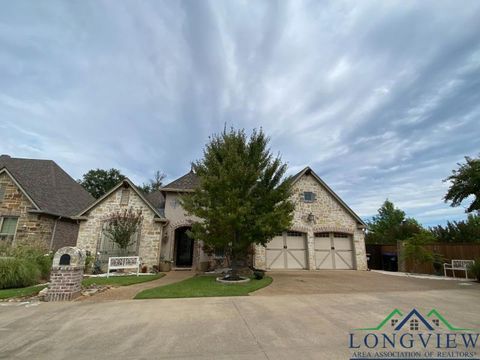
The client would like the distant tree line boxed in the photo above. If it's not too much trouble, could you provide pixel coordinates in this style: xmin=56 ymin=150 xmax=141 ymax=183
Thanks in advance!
xmin=77 ymin=168 xmax=166 ymax=199
xmin=366 ymin=154 xmax=480 ymax=245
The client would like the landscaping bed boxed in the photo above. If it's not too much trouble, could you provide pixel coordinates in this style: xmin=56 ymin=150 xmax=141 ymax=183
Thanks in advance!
xmin=135 ymin=275 xmax=272 ymax=299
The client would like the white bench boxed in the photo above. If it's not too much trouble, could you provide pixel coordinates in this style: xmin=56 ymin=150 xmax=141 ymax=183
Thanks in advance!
xmin=107 ymin=256 xmax=140 ymax=277
xmin=443 ymin=259 xmax=475 ymax=279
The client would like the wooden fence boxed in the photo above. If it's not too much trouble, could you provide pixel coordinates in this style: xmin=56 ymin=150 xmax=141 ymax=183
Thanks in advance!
xmin=367 ymin=243 xmax=480 ymax=275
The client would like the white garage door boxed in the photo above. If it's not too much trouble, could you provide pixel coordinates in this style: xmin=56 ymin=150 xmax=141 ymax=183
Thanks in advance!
xmin=314 ymin=232 xmax=354 ymax=269
xmin=266 ymin=231 xmax=307 ymax=269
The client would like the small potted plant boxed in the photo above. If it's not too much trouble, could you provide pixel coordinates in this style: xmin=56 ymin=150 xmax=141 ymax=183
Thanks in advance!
xmin=432 ymin=253 xmax=445 ymax=276
xmin=159 ymin=256 xmax=173 ymax=272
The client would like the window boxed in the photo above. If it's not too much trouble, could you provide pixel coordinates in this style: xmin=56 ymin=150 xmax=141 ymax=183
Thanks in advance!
xmin=120 ymin=188 xmax=129 ymax=205
xmin=314 ymin=232 xmax=330 ymax=238
xmin=303 ymin=192 xmax=316 ymax=202
xmin=391 ymin=319 xmax=398 ymax=327
xmin=0 ymin=217 xmax=18 ymax=244
xmin=0 ymin=185 xmax=5 ymax=202
xmin=214 ymin=247 xmax=225 ymax=258
xmin=410 ymin=319 xmax=419 ymax=331
xmin=432 ymin=319 xmax=440 ymax=327
xmin=333 ymin=233 xmax=349 ymax=238
xmin=286 ymin=231 xmax=304 ymax=237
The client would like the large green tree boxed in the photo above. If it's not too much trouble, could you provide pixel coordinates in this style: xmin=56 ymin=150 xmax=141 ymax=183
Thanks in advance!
xmin=429 ymin=214 xmax=480 ymax=243
xmin=444 ymin=155 xmax=480 ymax=213
xmin=366 ymin=200 xmax=422 ymax=244
xmin=78 ymin=168 xmax=125 ymax=199
xmin=182 ymin=128 xmax=294 ymax=279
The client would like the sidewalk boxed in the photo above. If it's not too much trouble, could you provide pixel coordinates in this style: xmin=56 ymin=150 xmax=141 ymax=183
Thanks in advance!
xmin=79 ymin=270 xmax=195 ymax=301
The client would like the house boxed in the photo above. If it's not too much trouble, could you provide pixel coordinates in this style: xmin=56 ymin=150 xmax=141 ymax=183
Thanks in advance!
xmin=75 ymin=179 xmax=167 ymax=268
xmin=74 ymin=165 xmax=367 ymax=271
xmin=0 ymin=155 xmax=94 ymax=250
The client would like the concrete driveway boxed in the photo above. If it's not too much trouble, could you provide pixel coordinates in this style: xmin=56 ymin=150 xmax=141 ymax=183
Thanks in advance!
xmin=254 ymin=270 xmax=474 ymax=295
xmin=1 ymin=271 xmax=479 ymax=360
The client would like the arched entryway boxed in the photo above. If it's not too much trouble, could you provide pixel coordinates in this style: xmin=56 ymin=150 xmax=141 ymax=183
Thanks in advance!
xmin=174 ymin=226 xmax=194 ymax=267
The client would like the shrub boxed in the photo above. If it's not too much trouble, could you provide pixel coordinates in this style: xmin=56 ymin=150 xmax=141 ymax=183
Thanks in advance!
xmin=0 ymin=257 xmax=41 ymax=289
xmin=468 ymin=260 xmax=480 ymax=282
xmin=253 ymin=270 xmax=265 ymax=280
xmin=8 ymin=243 xmax=52 ymax=280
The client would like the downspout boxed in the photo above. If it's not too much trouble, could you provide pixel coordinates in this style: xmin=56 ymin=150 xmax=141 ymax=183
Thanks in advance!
xmin=49 ymin=216 xmax=61 ymax=251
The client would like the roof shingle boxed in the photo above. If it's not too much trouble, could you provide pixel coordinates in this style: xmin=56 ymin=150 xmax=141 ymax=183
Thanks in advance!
xmin=162 ymin=171 xmax=199 ymax=192
xmin=0 ymin=155 xmax=94 ymax=217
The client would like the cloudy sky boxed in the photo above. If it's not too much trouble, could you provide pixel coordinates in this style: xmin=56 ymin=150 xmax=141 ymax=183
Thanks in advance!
xmin=1 ymin=1 xmax=479 ymax=226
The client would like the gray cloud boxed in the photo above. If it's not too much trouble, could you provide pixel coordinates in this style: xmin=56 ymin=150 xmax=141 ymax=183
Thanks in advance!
xmin=1 ymin=0 xmax=479 ymax=226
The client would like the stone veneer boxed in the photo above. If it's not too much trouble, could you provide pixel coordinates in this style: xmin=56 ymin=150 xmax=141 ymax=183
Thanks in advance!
xmin=76 ymin=186 xmax=164 ymax=269
xmin=0 ymin=172 xmax=55 ymax=247
xmin=254 ymin=173 xmax=368 ymax=270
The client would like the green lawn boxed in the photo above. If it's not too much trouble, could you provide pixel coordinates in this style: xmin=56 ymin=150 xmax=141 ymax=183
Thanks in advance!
xmin=135 ymin=275 xmax=272 ymax=299
xmin=82 ymin=274 xmax=163 ymax=287
xmin=0 ymin=284 xmax=47 ymax=300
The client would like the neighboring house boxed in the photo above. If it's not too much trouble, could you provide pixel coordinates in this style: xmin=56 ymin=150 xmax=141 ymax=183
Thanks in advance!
xmin=0 ymin=155 xmax=94 ymax=250
xmin=73 ymin=166 xmax=367 ymax=272
xmin=74 ymin=179 xmax=167 ymax=268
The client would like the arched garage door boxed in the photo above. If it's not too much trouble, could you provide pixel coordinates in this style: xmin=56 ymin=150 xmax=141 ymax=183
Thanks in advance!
xmin=266 ymin=231 xmax=307 ymax=269
xmin=314 ymin=232 xmax=354 ymax=269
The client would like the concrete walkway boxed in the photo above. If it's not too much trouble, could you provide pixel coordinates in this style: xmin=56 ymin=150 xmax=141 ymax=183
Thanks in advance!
xmin=80 ymin=270 xmax=194 ymax=301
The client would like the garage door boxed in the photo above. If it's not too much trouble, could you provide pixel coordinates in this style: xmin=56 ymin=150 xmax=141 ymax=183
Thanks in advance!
xmin=314 ymin=232 xmax=354 ymax=269
xmin=266 ymin=231 xmax=307 ymax=269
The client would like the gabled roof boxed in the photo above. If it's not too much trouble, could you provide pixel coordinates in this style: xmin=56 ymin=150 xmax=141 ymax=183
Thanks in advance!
xmin=161 ymin=170 xmax=199 ymax=192
xmin=0 ymin=155 xmax=94 ymax=218
xmin=75 ymin=178 xmax=167 ymax=221
xmin=291 ymin=166 xmax=366 ymax=227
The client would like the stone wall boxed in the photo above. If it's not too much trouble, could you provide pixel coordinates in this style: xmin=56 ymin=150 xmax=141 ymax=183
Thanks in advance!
xmin=254 ymin=173 xmax=367 ymax=270
xmin=76 ymin=186 xmax=164 ymax=269
xmin=0 ymin=172 xmax=55 ymax=247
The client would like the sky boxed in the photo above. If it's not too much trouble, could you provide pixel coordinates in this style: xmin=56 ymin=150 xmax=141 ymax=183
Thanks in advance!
xmin=1 ymin=1 xmax=479 ymax=226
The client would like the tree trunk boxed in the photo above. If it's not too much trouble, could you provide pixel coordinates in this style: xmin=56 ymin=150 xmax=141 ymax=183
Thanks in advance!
xmin=229 ymin=230 xmax=241 ymax=280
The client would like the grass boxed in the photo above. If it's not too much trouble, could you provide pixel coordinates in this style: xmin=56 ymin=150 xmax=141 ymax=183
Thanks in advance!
xmin=0 ymin=284 xmax=47 ymax=300
xmin=135 ymin=275 xmax=273 ymax=299
xmin=82 ymin=273 xmax=163 ymax=287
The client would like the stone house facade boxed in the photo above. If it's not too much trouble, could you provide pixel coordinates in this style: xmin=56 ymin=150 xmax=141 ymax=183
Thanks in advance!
xmin=0 ymin=155 xmax=94 ymax=250
xmin=75 ymin=179 xmax=167 ymax=269
xmin=73 ymin=166 xmax=366 ymax=272
xmin=253 ymin=167 xmax=367 ymax=271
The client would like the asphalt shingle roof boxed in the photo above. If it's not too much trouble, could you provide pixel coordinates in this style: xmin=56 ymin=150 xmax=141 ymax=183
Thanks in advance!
xmin=162 ymin=171 xmax=199 ymax=191
xmin=0 ymin=155 xmax=94 ymax=217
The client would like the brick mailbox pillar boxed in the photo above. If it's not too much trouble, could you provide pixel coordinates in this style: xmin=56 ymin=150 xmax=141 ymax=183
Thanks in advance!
xmin=47 ymin=247 xmax=86 ymax=302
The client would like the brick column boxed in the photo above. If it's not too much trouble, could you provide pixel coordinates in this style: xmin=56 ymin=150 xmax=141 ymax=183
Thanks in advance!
xmin=47 ymin=265 xmax=84 ymax=301
xmin=306 ymin=230 xmax=315 ymax=270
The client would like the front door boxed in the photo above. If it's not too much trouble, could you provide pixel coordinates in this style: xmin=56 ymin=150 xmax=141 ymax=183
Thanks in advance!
xmin=175 ymin=227 xmax=194 ymax=267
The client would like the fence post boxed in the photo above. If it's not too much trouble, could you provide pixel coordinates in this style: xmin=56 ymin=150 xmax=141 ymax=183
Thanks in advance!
xmin=397 ymin=240 xmax=406 ymax=272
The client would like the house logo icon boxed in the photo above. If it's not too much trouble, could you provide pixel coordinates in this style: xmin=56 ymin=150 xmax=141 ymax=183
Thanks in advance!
xmin=349 ymin=309 xmax=478 ymax=360
xmin=355 ymin=308 xmax=473 ymax=332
